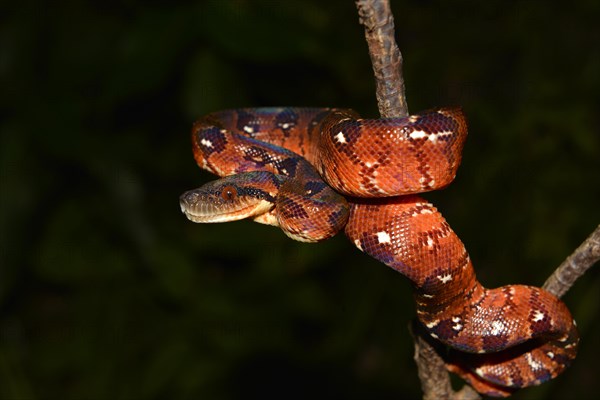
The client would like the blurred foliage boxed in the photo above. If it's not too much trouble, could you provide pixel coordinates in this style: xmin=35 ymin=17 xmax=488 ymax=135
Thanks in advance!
xmin=1 ymin=0 xmax=599 ymax=399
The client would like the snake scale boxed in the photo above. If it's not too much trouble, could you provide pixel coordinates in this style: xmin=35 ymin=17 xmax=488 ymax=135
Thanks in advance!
xmin=180 ymin=107 xmax=578 ymax=397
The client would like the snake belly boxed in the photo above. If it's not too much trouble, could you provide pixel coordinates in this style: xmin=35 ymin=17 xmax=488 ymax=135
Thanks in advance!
xmin=180 ymin=107 xmax=578 ymax=397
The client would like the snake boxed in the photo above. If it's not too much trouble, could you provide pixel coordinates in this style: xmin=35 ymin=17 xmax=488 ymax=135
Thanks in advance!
xmin=180 ymin=107 xmax=579 ymax=397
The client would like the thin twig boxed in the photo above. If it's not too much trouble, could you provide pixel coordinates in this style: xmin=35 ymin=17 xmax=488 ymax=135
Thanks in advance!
xmin=543 ymin=224 xmax=600 ymax=298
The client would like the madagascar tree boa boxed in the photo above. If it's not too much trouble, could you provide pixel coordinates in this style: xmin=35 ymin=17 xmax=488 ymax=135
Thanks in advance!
xmin=180 ymin=107 xmax=578 ymax=396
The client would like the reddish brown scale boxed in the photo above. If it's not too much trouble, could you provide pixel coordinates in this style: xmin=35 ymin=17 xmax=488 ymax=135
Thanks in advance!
xmin=345 ymin=196 xmax=578 ymax=396
xmin=206 ymin=108 xmax=343 ymax=165
xmin=188 ymin=107 xmax=579 ymax=397
xmin=317 ymin=108 xmax=468 ymax=196
xmin=276 ymin=179 xmax=348 ymax=242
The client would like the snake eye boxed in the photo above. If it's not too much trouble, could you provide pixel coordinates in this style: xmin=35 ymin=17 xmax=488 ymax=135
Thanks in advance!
xmin=220 ymin=185 xmax=238 ymax=201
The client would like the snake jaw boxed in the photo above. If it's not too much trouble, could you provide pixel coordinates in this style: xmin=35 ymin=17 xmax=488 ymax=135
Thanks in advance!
xmin=180 ymin=188 xmax=274 ymax=223
xmin=179 ymin=172 xmax=280 ymax=224
xmin=180 ymin=190 xmax=275 ymax=223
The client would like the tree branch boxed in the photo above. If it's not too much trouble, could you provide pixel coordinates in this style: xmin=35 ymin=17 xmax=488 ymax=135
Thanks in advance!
xmin=355 ymin=0 xmax=408 ymax=118
xmin=543 ymin=224 xmax=600 ymax=298
xmin=354 ymin=1 xmax=599 ymax=399
xmin=410 ymin=321 xmax=481 ymax=400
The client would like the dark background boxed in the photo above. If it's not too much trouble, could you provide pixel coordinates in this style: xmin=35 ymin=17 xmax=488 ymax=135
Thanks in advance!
xmin=1 ymin=0 xmax=599 ymax=399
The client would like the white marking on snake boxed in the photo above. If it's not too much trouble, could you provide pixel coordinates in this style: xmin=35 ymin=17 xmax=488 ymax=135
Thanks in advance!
xmin=428 ymin=130 xmax=454 ymax=143
xmin=425 ymin=320 xmax=439 ymax=329
xmin=559 ymin=335 xmax=569 ymax=343
xmin=419 ymin=176 xmax=435 ymax=187
xmin=408 ymin=115 xmax=419 ymax=123
xmin=526 ymin=353 xmax=542 ymax=370
xmin=243 ymin=125 xmax=255 ymax=134
xmin=376 ymin=231 xmax=391 ymax=244
xmin=409 ymin=130 xmax=427 ymax=140
xmin=452 ymin=316 xmax=463 ymax=331
xmin=335 ymin=131 xmax=347 ymax=144
xmin=437 ymin=274 xmax=452 ymax=283
xmin=546 ymin=351 xmax=555 ymax=359
xmin=491 ymin=320 xmax=505 ymax=335
xmin=532 ymin=310 xmax=545 ymax=322
xmin=354 ymin=239 xmax=363 ymax=251
xmin=426 ymin=237 xmax=434 ymax=248
xmin=411 ymin=204 xmax=434 ymax=216
xmin=200 ymin=138 xmax=213 ymax=148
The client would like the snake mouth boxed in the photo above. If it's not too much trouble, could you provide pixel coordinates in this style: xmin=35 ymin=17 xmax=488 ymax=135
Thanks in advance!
xmin=179 ymin=189 xmax=273 ymax=223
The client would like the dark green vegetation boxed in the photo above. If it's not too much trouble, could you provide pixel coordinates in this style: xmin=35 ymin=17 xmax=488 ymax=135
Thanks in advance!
xmin=1 ymin=1 xmax=598 ymax=399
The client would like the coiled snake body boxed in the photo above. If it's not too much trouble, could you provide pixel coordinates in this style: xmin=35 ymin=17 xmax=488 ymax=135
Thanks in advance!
xmin=180 ymin=107 xmax=578 ymax=396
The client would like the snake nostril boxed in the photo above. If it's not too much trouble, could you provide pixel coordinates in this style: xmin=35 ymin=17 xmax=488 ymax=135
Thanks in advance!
xmin=180 ymin=190 xmax=199 ymax=208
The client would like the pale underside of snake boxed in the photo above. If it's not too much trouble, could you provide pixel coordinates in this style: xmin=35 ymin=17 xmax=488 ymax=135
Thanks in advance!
xmin=180 ymin=107 xmax=579 ymax=397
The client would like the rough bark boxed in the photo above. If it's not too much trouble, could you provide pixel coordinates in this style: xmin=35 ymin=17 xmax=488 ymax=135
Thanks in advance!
xmin=543 ymin=224 xmax=600 ymax=297
xmin=355 ymin=0 xmax=408 ymax=118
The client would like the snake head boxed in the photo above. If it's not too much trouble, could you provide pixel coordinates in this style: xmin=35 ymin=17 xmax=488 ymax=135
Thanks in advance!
xmin=180 ymin=171 xmax=281 ymax=223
